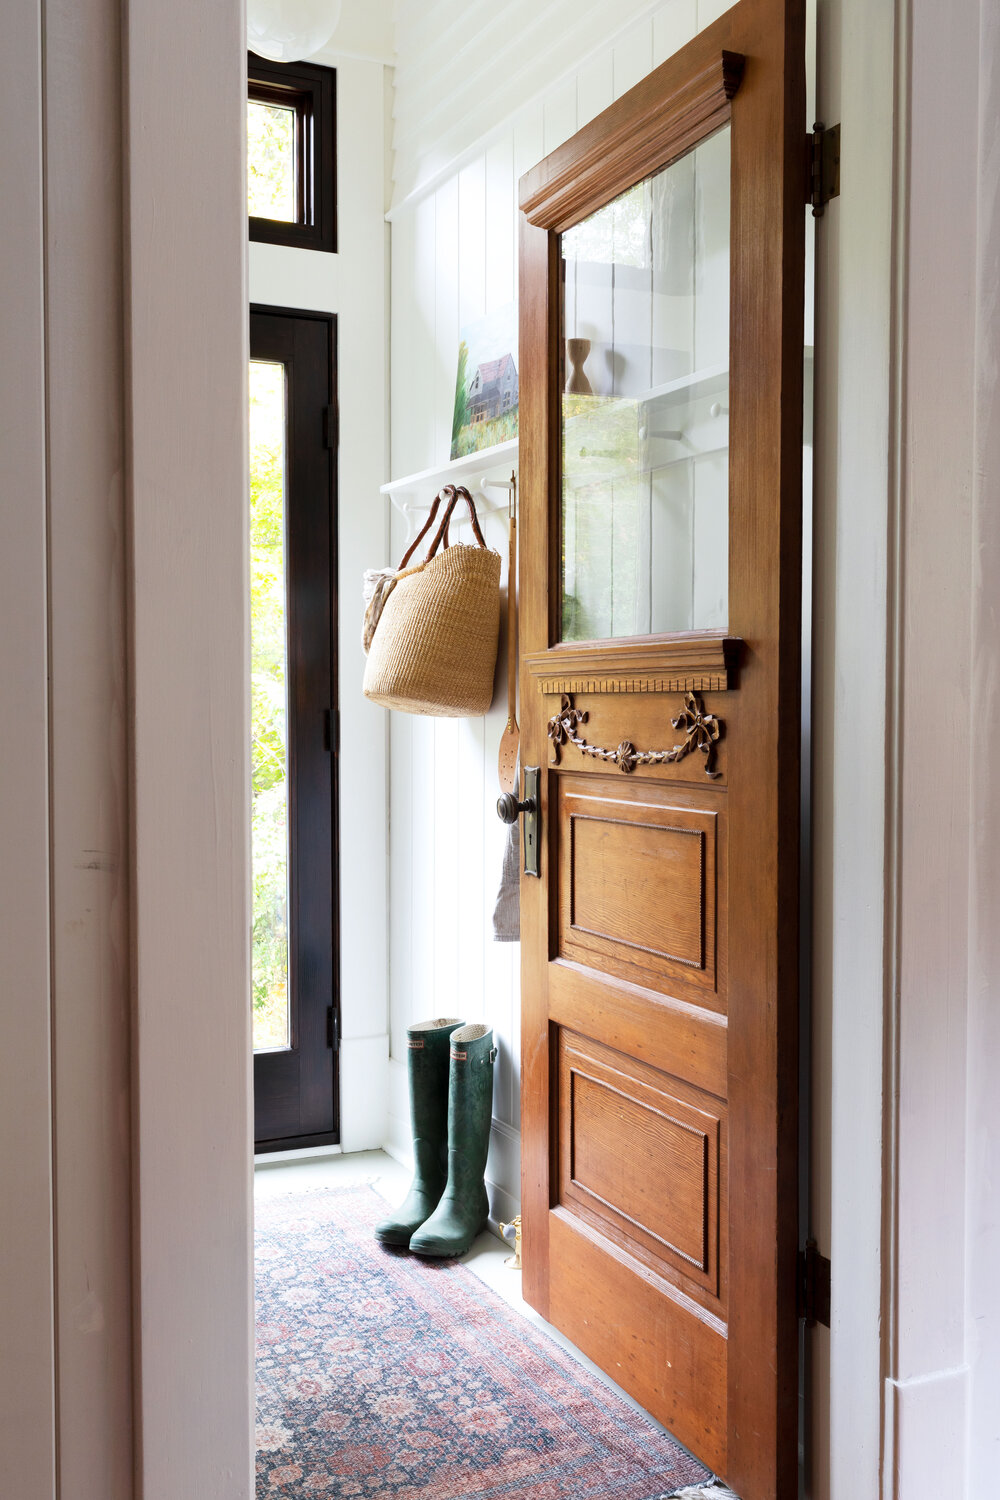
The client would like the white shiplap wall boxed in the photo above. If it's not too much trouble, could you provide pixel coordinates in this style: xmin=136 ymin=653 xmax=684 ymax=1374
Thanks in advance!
xmin=385 ymin=0 xmax=737 ymax=1221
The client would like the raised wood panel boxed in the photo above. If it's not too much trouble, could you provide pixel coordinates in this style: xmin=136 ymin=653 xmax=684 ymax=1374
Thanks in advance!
xmin=558 ymin=1029 xmax=723 ymax=1298
xmin=571 ymin=816 xmax=705 ymax=967
xmin=557 ymin=776 xmax=721 ymax=1004
xmin=571 ymin=1072 xmax=707 ymax=1262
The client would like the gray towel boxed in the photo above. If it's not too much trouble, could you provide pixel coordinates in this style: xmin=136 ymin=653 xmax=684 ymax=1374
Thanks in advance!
xmin=492 ymin=820 xmax=520 ymax=942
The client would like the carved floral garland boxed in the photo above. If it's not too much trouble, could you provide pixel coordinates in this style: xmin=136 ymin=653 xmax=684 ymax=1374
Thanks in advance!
xmin=546 ymin=691 xmax=722 ymax=778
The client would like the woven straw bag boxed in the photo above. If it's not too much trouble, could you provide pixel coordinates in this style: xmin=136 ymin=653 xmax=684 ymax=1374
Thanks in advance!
xmin=364 ymin=485 xmax=501 ymax=717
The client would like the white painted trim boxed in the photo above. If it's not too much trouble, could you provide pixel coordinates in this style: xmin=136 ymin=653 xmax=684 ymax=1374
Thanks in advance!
xmin=809 ymin=0 xmax=897 ymax=1493
xmin=0 ymin=0 xmax=56 ymax=1487
xmin=966 ymin=5 xmax=1000 ymax=1486
xmin=124 ymin=0 xmax=254 ymax=1491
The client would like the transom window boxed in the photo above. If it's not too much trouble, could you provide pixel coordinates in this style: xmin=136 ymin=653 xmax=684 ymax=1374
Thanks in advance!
xmin=248 ymin=55 xmax=336 ymax=252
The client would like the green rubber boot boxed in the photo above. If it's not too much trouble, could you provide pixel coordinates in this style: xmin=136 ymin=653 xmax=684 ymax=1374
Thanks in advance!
xmin=409 ymin=1024 xmax=497 ymax=1258
xmin=374 ymin=1017 xmax=464 ymax=1247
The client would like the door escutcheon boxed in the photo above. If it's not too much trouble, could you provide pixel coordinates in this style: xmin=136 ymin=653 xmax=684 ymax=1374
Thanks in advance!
xmin=496 ymin=766 xmax=540 ymax=877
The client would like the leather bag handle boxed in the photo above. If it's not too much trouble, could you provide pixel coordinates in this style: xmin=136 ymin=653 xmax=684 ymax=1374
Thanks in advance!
xmin=397 ymin=490 xmax=451 ymax=570
xmin=423 ymin=485 xmax=488 ymax=560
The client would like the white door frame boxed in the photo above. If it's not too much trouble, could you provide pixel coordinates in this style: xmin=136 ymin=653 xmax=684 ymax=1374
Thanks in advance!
xmin=9 ymin=0 xmax=999 ymax=1493
xmin=125 ymin=0 xmax=254 ymax=1491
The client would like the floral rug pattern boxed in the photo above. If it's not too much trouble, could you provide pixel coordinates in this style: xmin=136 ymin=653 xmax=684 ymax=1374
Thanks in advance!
xmin=255 ymin=1184 xmax=710 ymax=1498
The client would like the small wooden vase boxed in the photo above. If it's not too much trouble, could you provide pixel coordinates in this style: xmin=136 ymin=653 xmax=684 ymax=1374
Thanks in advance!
xmin=565 ymin=338 xmax=593 ymax=395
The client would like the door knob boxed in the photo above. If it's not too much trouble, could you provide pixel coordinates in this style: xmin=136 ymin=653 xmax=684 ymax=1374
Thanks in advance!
xmin=495 ymin=767 xmax=540 ymax=878
xmin=497 ymin=791 xmax=535 ymax=824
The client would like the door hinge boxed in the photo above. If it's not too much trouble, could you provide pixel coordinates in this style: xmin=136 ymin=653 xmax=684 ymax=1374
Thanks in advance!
xmin=798 ymin=1238 xmax=831 ymax=1327
xmin=809 ymin=122 xmax=841 ymax=216
xmin=322 ymin=402 xmax=338 ymax=450
xmin=327 ymin=1006 xmax=340 ymax=1051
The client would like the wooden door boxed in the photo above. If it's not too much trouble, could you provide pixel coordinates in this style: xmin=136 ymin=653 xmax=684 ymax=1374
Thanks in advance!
xmin=250 ymin=307 xmax=340 ymax=1151
xmin=517 ymin=4 xmax=805 ymax=1496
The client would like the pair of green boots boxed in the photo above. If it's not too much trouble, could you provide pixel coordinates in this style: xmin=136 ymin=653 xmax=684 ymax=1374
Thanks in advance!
xmin=375 ymin=1018 xmax=497 ymax=1258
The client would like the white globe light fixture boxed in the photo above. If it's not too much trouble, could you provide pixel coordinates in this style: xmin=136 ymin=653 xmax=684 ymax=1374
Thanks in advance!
xmin=247 ymin=0 xmax=342 ymax=63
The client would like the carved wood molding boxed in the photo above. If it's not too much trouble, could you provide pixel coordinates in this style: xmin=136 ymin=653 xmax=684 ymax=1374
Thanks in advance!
xmin=524 ymin=636 xmax=741 ymax=696
xmin=519 ymin=50 xmax=745 ymax=232
xmin=531 ymin=672 xmax=729 ymax=696
xmin=547 ymin=692 xmax=723 ymax=778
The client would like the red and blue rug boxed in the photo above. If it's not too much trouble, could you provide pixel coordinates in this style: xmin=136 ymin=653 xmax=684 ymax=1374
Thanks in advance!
xmin=255 ymin=1183 xmax=712 ymax=1498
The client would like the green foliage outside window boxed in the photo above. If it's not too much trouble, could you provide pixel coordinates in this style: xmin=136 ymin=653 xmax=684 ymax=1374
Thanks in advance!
xmin=250 ymin=363 xmax=290 ymax=1051
xmin=248 ymin=100 xmax=296 ymax=222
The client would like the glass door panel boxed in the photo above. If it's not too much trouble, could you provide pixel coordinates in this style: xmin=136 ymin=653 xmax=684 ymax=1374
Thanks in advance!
xmin=250 ymin=308 xmax=338 ymax=1150
xmin=250 ymin=359 xmax=291 ymax=1052
xmin=561 ymin=126 xmax=731 ymax=641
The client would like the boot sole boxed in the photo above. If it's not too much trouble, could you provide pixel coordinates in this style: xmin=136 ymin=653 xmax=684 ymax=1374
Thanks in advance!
xmin=408 ymin=1242 xmax=471 ymax=1258
xmin=408 ymin=1218 xmax=488 ymax=1259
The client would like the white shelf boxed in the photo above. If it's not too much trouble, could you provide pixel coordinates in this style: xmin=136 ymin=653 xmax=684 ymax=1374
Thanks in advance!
xmin=637 ymin=362 xmax=729 ymax=408
xmin=380 ymin=437 xmax=518 ymax=498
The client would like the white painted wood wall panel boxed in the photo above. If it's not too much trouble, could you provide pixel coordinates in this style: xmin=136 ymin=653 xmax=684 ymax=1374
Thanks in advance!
xmin=385 ymin=0 xmax=728 ymax=1217
xmin=390 ymin=0 xmax=729 ymax=205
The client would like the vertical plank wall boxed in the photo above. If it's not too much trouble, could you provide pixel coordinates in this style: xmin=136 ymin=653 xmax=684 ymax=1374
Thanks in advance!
xmin=385 ymin=0 xmax=737 ymax=1221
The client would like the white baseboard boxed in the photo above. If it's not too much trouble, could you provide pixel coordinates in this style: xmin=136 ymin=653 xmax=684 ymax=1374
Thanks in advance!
xmin=339 ymin=1033 xmax=389 ymax=1153
xmin=885 ymin=1365 xmax=969 ymax=1498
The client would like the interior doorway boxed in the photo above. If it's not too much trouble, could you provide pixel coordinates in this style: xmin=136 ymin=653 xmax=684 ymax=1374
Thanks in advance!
xmin=250 ymin=305 xmax=341 ymax=1150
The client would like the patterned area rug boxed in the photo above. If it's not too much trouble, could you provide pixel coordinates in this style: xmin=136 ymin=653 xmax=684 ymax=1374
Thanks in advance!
xmin=255 ymin=1184 xmax=712 ymax=1498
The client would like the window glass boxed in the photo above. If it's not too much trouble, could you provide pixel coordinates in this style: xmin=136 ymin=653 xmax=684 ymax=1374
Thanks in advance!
xmin=250 ymin=359 xmax=291 ymax=1051
xmin=560 ymin=127 xmax=731 ymax=640
xmin=247 ymin=99 xmax=296 ymax=222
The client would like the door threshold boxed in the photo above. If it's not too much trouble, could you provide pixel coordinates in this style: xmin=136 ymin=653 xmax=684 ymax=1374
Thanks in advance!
xmin=254 ymin=1142 xmax=343 ymax=1166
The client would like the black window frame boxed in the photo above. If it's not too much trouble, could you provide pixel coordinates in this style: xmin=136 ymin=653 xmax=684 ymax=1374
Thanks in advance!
xmin=248 ymin=54 xmax=336 ymax=253
xmin=250 ymin=305 xmax=340 ymax=1152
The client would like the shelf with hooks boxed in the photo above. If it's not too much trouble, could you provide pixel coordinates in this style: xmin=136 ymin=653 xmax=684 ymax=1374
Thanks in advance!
xmin=379 ymin=437 xmax=518 ymax=498
xmin=381 ymin=439 xmax=518 ymax=542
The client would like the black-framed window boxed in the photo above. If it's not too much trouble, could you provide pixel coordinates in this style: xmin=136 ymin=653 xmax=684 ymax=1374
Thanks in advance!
xmin=248 ymin=54 xmax=336 ymax=253
xmin=250 ymin=306 xmax=340 ymax=1151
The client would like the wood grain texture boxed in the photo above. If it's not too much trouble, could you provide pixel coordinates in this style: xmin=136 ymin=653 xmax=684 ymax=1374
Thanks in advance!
xmin=548 ymin=962 xmax=728 ymax=1099
xmin=525 ymin=634 xmax=741 ymax=693
xmin=557 ymin=780 xmax=720 ymax=999
xmin=518 ymin=2 xmax=805 ymax=1493
xmin=569 ymin=817 xmax=704 ymax=966
xmin=559 ymin=1030 xmax=722 ymax=1288
xmin=520 ymin=42 xmax=744 ymax=231
xmin=548 ymin=1207 xmax=728 ymax=1472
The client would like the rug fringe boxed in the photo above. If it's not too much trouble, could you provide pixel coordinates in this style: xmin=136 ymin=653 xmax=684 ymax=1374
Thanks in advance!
xmin=662 ymin=1484 xmax=741 ymax=1500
